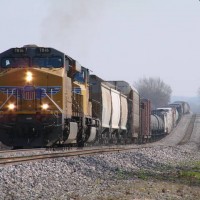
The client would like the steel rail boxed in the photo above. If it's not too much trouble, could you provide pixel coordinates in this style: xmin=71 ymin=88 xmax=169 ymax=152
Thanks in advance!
xmin=0 ymin=144 xmax=174 ymax=166
xmin=0 ymin=148 xmax=46 ymax=154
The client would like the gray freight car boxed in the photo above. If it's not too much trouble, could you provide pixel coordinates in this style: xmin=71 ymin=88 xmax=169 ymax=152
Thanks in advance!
xmin=173 ymin=101 xmax=190 ymax=114
xmin=89 ymin=75 xmax=128 ymax=144
xmin=105 ymin=80 xmax=140 ymax=143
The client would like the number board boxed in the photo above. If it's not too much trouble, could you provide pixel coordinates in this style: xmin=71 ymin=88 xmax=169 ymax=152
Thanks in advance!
xmin=36 ymin=48 xmax=51 ymax=54
xmin=13 ymin=48 xmax=27 ymax=54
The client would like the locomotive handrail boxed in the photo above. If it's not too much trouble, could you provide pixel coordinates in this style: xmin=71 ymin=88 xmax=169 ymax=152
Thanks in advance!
xmin=0 ymin=89 xmax=15 ymax=109
xmin=41 ymin=89 xmax=64 ymax=114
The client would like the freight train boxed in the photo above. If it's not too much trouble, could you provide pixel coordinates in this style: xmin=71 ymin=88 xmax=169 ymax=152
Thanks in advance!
xmin=0 ymin=45 xmax=190 ymax=148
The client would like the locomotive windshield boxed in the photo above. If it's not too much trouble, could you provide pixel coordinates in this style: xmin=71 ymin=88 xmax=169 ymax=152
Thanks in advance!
xmin=0 ymin=46 xmax=64 ymax=69
xmin=1 ymin=57 xmax=30 ymax=68
xmin=1 ymin=57 xmax=63 ymax=68
xmin=32 ymin=57 xmax=63 ymax=68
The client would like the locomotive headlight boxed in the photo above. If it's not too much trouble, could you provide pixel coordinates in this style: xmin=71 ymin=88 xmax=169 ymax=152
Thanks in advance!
xmin=41 ymin=104 xmax=49 ymax=110
xmin=26 ymin=71 xmax=33 ymax=82
xmin=8 ymin=103 xmax=15 ymax=110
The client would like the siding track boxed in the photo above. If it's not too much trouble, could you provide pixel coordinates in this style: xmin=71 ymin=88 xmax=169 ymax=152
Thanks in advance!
xmin=178 ymin=114 xmax=196 ymax=145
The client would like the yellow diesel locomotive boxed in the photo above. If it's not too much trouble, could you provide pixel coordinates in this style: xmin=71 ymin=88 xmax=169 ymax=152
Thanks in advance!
xmin=0 ymin=45 xmax=98 ymax=147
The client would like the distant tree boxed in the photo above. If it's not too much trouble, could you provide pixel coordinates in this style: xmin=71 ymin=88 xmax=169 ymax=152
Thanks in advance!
xmin=135 ymin=77 xmax=172 ymax=109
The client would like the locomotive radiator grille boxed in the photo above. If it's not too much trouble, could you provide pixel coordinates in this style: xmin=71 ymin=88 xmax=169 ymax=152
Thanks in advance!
xmin=23 ymin=90 xmax=36 ymax=100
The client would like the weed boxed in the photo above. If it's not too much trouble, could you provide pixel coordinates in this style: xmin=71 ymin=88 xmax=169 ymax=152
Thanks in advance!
xmin=137 ymin=169 xmax=149 ymax=180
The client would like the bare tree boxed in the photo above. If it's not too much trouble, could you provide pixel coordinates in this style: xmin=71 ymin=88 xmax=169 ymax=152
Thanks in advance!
xmin=135 ymin=77 xmax=172 ymax=109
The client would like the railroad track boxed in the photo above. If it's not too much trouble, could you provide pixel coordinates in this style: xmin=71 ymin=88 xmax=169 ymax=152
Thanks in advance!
xmin=0 ymin=148 xmax=46 ymax=154
xmin=0 ymin=148 xmax=118 ymax=165
xmin=178 ymin=114 xmax=196 ymax=145
xmin=0 ymin=144 xmax=172 ymax=166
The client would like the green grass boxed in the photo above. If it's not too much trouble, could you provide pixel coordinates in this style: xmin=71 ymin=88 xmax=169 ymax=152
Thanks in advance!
xmin=115 ymin=168 xmax=151 ymax=180
xmin=137 ymin=169 xmax=149 ymax=180
xmin=178 ymin=161 xmax=200 ymax=184
xmin=180 ymin=171 xmax=200 ymax=179
xmin=113 ymin=161 xmax=200 ymax=186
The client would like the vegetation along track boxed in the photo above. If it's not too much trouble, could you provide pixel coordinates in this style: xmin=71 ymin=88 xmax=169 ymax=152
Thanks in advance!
xmin=178 ymin=114 xmax=196 ymax=145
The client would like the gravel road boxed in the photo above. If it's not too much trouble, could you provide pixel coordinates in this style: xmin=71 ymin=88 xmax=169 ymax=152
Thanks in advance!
xmin=0 ymin=114 xmax=200 ymax=200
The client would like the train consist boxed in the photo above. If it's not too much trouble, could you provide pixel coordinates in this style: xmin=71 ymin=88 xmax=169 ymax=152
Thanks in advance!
xmin=0 ymin=45 xmax=190 ymax=147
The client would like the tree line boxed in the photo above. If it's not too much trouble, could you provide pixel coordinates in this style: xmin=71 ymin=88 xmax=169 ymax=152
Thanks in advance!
xmin=135 ymin=77 xmax=172 ymax=109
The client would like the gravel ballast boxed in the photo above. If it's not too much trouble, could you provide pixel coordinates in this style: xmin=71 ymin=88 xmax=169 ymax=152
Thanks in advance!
xmin=0 ymin=114 xmax=200 ymax=200
xmin=0 ymin=145 xmax=200 ymax=200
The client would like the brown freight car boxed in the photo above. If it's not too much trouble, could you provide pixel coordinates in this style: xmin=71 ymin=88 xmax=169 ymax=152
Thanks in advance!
xmin=140 ymin=98 xmax=151 ymax=143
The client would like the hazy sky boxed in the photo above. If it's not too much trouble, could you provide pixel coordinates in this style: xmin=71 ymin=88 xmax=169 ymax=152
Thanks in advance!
xmin=0 ymin=0 xmax=200 ymax=97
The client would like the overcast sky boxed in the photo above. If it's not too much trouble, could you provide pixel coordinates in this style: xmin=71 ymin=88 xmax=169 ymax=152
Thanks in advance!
xmin=0 ymin=0 xmax=200 ymax=97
